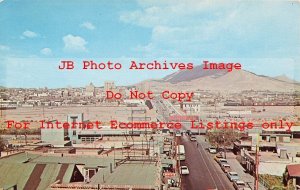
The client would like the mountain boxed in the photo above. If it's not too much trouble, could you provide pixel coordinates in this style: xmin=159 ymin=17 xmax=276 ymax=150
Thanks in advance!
xmin=163 ymin=65 xmax=228 ymax=83
xmin=137 ymin=65 xmax=300 ymax=92
xmin=274 ymin=75 xmax=299 ymax=84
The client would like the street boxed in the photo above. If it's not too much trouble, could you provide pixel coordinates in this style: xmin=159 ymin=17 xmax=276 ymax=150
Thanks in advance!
xmin=153 ymin=98 xmax=237 ymax=190
xmin=180 ymin=135 xmax=234 ymax=190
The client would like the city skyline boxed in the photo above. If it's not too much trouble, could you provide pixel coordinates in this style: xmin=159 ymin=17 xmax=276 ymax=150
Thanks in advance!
xmin=1 ymin=1 xmax=300 ymax=190
xmin=0 ymin=57 xmax=299 ymax=88
xmin=0 ymin=0 xmax=299 ymax=87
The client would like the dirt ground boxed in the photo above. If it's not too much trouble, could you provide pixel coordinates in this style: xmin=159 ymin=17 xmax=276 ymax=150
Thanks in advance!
xmin=0 ymin=105 xmax=156 ymax=129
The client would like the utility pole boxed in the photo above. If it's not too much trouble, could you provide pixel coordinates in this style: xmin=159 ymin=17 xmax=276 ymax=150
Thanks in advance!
xmin=113 ymin=145 xmax=116 ymax=168
xmin=254 ymin=144 xmax=259 ymax=190
xmin=174 ymin=132 xmax=181 ymax=189
xmin=144 ymin=109 xmax=149 ymax=158
xmin=223 ymin=134 xmax=226 ymax=159
xmin=254 ymin=132 xmax=260 ymax=190
xmin=42 ymin=104 xmax=45 ymax=119
xmin=25 ymin=132 xmax=27 ymax=145
xmin=0 ymin=104 xmax=2 ymax=118
xmin=131 ymin=108 xmax=135 ymax=157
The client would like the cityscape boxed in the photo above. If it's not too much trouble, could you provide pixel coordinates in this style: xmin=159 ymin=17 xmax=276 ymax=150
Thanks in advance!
xmin=1 ymin=70 xmax=300 ymax=190
xmin=1 ymin=0 xmax=300 ymax=190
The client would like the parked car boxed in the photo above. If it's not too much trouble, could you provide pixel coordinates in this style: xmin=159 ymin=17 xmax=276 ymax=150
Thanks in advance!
xmin=208 ymin=147 xmax=217 ymax=154
xmin=221 ymin=163 xmax=231 ymax=173
xmin=180 ymin=166 xmax=190 ymax=175
xmin=233 ymin=180 xmax=251 ymax=190
xmin=214 ymin=153 xmax=224 ymax=162
xmin=227 ymin=171 xmax=240 ymax=181
xmin=190 ymin=136 xmax=197 ymax=141
xmin=217 ymin=158 xmax=228 ymax=166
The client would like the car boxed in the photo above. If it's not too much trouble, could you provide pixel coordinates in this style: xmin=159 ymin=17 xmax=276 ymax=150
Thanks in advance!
xmin=214 ymin=153 xmax=224 ymax=162
xmin=214 ymin=156 xmax=220 ymax=162
xmin=162 ymin=129 xmax=170 ymax=134
xmin=180 ymin=166 xmax=189 ymax=175
xmin=221 ymin=163 xmax=231 ymax=173
xmin=175 ymin=131 xmax=181 ymax=137
xmin=233 ymin=180 xmax=250 ymax=190
xmin=208 ymin=147 xmax=217 ymax=154
xmin=227 ymin=171 xmax=240 ymax=181
xmin=186 ymin=130 xmax=191 ymax=136
xmin=190 ymin=136 xmax=197 ymax=141
xmin=217 ymin=158 xmax=228 ymax=166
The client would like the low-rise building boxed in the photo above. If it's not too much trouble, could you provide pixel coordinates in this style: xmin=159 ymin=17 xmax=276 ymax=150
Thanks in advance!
xmin=284 ymin=164 xmax=300 ymax=189
xmin=180 ymin=101 xmax=201 ymax=114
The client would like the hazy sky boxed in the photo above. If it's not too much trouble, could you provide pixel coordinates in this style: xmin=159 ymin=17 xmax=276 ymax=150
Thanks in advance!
xmin=0 ymin=0 xmax=299 ymax=88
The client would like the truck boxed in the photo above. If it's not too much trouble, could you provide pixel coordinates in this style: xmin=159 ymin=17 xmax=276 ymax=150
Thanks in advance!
xmin=176 ymin=145 xmax=185 ymax=161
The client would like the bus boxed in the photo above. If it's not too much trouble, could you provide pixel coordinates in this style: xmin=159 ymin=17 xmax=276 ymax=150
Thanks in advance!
xmin=176 ymin=145 xmax=185 ymax=161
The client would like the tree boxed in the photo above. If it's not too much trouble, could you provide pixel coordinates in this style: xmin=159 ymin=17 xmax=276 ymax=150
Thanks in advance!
xmin=207 ymin=129 xmax=239 ymax=158
xmin=0 ymin=136 xmax=6 ymax=157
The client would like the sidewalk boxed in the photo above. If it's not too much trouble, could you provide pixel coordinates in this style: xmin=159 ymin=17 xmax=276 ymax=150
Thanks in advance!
xmin=197 ymin=135 xmax=267 ymax=190
xmin=225 ymin=153 xmax=266 ymax=190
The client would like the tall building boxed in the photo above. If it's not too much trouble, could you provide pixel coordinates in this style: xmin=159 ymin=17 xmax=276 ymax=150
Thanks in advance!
xmin=104 ymin=81 xmax=115 ymax=92
xmin=85 ymin=82 xmax=95 ymax=96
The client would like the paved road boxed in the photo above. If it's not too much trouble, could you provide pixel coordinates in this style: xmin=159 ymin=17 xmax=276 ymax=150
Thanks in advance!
xmin=180 ymin=135 xmax=234 ymax=190
xmin=152 ymin=98 xmax=235 ymax=190
xmin=153 ymin=98 xmax=265 ymax=190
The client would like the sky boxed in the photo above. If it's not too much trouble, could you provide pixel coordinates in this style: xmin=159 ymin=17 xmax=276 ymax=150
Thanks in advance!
xmin=0 ymin=0 xmax=299 ymax=88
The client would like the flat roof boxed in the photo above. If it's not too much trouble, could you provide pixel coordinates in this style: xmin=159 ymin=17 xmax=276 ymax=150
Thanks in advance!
xmin=0 ymin=152 xmax=114 ymax=167
xmin=91 ymin=161 xmax=158 ymax=187
xmin=29 ymin=153 xmax=114 ymax=168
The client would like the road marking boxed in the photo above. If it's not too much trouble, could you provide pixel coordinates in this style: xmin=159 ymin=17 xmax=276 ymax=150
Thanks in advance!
xmin=197 ymin=136 xmax=231 ymax=189
xmin=198 ymin=142 xmax=228 ymax=190
xmin=182 ymin=135 xmax=218 ymax=189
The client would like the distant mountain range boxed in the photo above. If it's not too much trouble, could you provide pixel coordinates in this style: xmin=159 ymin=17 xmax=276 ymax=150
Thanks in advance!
xmin=137 ymin=65 xmax=300 ymax=92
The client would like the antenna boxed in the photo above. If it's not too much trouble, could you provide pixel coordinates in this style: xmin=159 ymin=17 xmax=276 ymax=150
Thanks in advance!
xmin=42 ymin=105 xmax=45 ymax=119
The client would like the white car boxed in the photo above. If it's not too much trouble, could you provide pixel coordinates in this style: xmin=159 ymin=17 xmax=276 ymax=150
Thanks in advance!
xmin=208 ymin=147 xmax=217 ymax=154
xmin=175 ymin=131 xmax=181 ymax=137
xmin=217 ymin=158 xmax=228 ymax=166
xmin=190 ymin=136 xmax=197 ymax=141
xmin=180 ymin=166 xmax=190 ymax=175
xmin=227 ymin=171 xmax=240 ymax=181
xmin=233 ymin=180 xmax=251 ymax=190
xmin=221 ymin=163 xmax=231 ymax=173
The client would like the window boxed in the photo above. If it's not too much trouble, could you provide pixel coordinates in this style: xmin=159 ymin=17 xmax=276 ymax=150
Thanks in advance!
xmin=73 ymin=130 xmax=76 ymax=136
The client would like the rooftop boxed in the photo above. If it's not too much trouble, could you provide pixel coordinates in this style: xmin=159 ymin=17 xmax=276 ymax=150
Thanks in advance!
xmin=0 ymin=153 xmax=76 ymax=190
xmin=0 ymin=152 xmax=115 ymax=190
xmin=287 ymin=164 xmax=300 ymax=177
xmin=91 ymin=161 xmax=159 ymax=187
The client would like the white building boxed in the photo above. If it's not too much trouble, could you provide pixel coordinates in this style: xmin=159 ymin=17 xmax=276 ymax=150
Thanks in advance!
xmin=84 ymin=82 xmax=95 ymax=96
xmin=181 ymin=101 xmax=201 ymax=114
